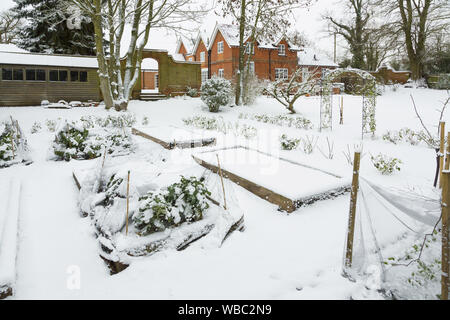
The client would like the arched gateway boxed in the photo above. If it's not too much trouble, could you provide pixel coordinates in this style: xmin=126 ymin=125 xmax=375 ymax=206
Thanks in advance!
xmin=129 ymin=49 xmax=202 ymax=99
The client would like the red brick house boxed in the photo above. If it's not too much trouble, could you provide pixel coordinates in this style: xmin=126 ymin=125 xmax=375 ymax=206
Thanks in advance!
xmin=180 ymin=24 xmax=301 ymax=83
xmin=297 ymin=48 xmax=338 ymax=81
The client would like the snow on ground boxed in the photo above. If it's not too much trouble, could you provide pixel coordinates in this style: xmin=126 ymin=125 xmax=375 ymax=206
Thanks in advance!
xmin=0 ymin=87 xmax=448 ymax=299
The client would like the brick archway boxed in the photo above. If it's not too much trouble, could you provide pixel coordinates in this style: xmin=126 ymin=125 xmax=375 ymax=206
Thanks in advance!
xmin=131 ymin=49 xmax=201 ymax=98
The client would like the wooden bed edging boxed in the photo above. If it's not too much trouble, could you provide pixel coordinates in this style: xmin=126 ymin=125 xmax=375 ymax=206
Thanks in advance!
xmin=0 ymin=286 xmax=12 ymax=300
xmin=131 ymin=127 xmax=216 ymax=150
xmin=192 ymin=152 xmax=351 ymax=213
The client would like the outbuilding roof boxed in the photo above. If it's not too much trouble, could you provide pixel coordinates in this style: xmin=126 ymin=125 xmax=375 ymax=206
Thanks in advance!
xmin=0 ymin=50 xmax=99 ymax=68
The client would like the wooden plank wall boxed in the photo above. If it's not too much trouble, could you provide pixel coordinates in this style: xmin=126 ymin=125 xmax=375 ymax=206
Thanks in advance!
xmin=0 ymin=65 xmax=101 ymax=106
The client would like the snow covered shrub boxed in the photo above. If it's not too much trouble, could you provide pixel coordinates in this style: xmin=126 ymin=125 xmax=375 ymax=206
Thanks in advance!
xmin=79 ymin=116 xmax=95 ymax=129
xmin=302 ymin=135 xmax=318 ymax=154
xmin=95 ymin=113 xmax=137 ymax=128
xmin=0 ymin=119 xmax=31 ymax=168
xmin=242 ymin=113 xmax=313 ymax=130
xmin=45 ymin=119 xmax=58 ymax=132
xmin=133 ymin=176 xmax=211 ymax=236
xmin=280 ymin=134 xmax=300 ymax=150
xmin=186 ymin=86 xmax=198 ymax=97
xmin=183 ymin=116 xmax=257 ymax=139
xmin=141 ymin=116 xmax=149 ymax=126
xmin=382 ymin=128 xmax=421 ymax=146
xmin=371 ymin=153 xmax=402 ymax=175
xmin=242 ymin=74 xmax=266 ymax=106
xmin=236 ymin=124 xmax=258 ymax=139
xmin=30 ymin=121 xmax=42 ymax=134
xmin=52 ymin=123 xmax=99 ymax=161
xmin=201 ymin=77 xmax=232 ymax=112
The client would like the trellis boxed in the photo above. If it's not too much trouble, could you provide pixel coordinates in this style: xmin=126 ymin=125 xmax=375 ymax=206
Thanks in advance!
xmin=320 ymin=68 xmax=377 ymax=138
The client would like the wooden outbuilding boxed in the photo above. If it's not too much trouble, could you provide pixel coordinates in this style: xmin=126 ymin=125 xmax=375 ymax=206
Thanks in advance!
xmin=0 ymin=50 xmax=101 ymax=107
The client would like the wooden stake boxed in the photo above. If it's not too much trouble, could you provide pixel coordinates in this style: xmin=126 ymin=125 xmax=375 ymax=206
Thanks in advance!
xmin=126 ymin=170 xmax=130 ymax=236
xmin=440 ymin=122 xmax=445 ymax=188
xmin=340 ymin=96 xmax=344 ymax=125
xmin=345 ymin=151 xmax=361 ymax=269
xmin=102 ymin=147 xmax=107 ymax=169
xmin=216 ymin=154 xmax=227 ymax=210
xmin=441 ymin=171 xmax=450 ymax=300
xmin=446 ymin=132 xmax=450 ymax=171
xmin=10 ymin=134 xmax=15 ymax=159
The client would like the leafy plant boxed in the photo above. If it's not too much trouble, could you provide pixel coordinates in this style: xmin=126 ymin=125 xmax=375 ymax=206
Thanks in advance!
xmin=370 ymin=153 xmax=402 ymax=175
xmin=133 ymin=176 xmax=211 ymax=236
xmin=30 ymin=121 xmax=42 ymax=134
xmin=186 ymin=86 xmax=198 ymax=97
xmin=280 ymin=134 xmax=300 ymax=150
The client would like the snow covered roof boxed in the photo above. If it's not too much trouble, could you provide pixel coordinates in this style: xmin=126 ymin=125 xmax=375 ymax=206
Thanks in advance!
xmin=207 ymin=23 xmax=301 ymax=51
xmin=0 ymin=44 xmax=28 ymax=53
xmin=189 ymin=29 xmax=210 ymax=55
xmin=0 ymin=51 xmax=99 ymax=68
xmin=298 ymin=49 xmax=338 ymax=67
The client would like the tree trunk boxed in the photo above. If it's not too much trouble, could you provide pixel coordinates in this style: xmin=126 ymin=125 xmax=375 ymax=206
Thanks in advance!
xmin=235 ymin=0 xmax=246 ymax=106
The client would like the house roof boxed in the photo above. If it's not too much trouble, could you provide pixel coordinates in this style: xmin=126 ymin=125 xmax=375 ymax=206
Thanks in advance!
xmin=297 ymin=48 xmax=338 ymax=67
xmin=189 ymin=29 xmax=211 ymax=56
xmin=207 ymin=23 xmax=301 ymax=51
xmin=0 ymin=44 xmax=28 ymax=53
xmin=0 ymin=50 xmax=99 ymax=68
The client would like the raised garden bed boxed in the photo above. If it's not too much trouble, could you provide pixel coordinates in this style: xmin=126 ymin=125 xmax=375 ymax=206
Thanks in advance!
xmin=193 ymin=146 xmax=351 ymax=213
xmin=132 ymin=126 xmax=216 ymax=150
xmin=72 ymin=157 xmax=244 ymax=274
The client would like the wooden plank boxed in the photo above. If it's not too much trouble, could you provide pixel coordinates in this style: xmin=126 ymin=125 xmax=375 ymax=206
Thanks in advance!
xmin=132 ymin=127 xmax=216 ymax=150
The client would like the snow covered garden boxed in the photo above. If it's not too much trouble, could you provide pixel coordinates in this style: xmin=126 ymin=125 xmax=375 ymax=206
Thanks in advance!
xmin=0 ymin=85 xmax=449 ymax=300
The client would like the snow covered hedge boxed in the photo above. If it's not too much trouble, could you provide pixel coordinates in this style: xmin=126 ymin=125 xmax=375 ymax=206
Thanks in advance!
xmin=134 ymin=176 xmax=211 ymax=236
xmin=201 ymin=77 xmax=232 ymax=112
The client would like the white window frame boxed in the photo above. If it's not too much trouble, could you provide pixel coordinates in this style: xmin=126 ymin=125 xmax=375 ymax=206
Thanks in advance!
xmin=275 ymin=68 xmax=288 ymax=81
xmin=246 ymin=43 xmax=254 ymax=55
xmin=200 ymin=51 xmax=206 ymax=62
xmin=278 ymin=44 xmax=286 ymax=56
xmin=218 ymin=69 xmax=224 ymax=78
xmin=201 ymin=68 xmax=208 ymax=83
xmin=218 ymin=41 xmax=224 ymax=54
xmin=248 ymin=61 xmax=255 ymax=75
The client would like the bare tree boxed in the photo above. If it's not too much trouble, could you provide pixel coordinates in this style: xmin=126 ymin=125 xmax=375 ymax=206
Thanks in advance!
xmin=324 ymin=0 xmax=372 ymax=70
xmin=264 ymin=68 xmax=320 ymax=114
xmin=67 ymin=0 xmax=208 ymax=110
xmin=0 ymin=10 xmax=23 ymax=44
xmin=217 ymin=0 xmax=313 ymax=106
xmin=377 ymin=0 xmax=450 ymax=80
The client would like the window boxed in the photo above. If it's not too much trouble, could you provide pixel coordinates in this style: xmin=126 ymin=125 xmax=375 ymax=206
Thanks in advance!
xmin=246 ymin=43 xmax=254 ymax=55
xmin=2 ymin=68 xmax=12 ymax=80
xmin=13 ymin=69 xmax=24 ymax=80
xmin=278 ymin=44 xmax=286 ymax=56
xmin=218 ymin=41 xmax=224 ymax=54
xmin=70 ymin=70 xmax=79 ymax=81
xmin=49 ymin=69 xmax=68 ymax=81
xmin=248 ymin=61 xmax=255 ymax=75
xmin=200 ymin=51 xmax=206 ymax=62
xmin=201 ymin=69 xmax=208 ymax=83
xmin=26 ymin=69 xmax=46 ymax=81
xmin=37 ymin=69 xmax=46 ymax=81
xmin=80 ymin=71 xmax=87 ymax=82
xmin=218 ymin=69 xmax=224 ymax=78
xmin=189 ymin=57 xmax=193 ymax=61
xmin=275 ymin=68 xmax=288 ymax=81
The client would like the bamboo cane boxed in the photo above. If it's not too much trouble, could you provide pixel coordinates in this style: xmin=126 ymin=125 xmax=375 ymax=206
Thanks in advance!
xmin=216 ymin=154 xmax=227 ymax=210
xmin=126 ymin=170 xmax=130 ymax=236
xmin=344 ymin=151 xmax=361 ymax=269
xmin=441 ymin=171 xmax=449 ymax=300
xmin=446 ymin=132 xmax=450 ymax=171
xmin=10 ymin=134 xmax=15 ymax=159
xmin=340 ymin=96 xmax=344 ymax=125
xmin=440 ymin=122 xmax=445 ymax=188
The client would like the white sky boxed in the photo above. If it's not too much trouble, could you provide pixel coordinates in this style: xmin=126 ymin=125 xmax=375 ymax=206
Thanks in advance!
xmin=0 ymin=0 xmax=344 ymax=59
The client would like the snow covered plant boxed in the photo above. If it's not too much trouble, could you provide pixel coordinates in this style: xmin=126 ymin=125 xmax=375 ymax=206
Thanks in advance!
xmin=264 ymin=68 xmax=320 ymax=114
xmin=382 ymin=128 xmax=421 ymax=146
xmin=52 ymin=123 xmax=134 ymax=161
xmin=302 ymin=135 xmax=318 ymax=154
xmin=0 ymin=119 xmax=30 ymax=168
xmin=141 ymin=116 xmax=149 ymax=126
xmin=45 ymin=119 xmax=58 ymax=132
xmin=95 ymin=114 xmax=137 ymax=128
xmin=133 ymin=176 xmax=211 ymax=236
xmin=370 ymin=153 xmax=402 ymax=175
xmin=30 ymin=121 xmax=42 ymax=134
xmin=280 ymin=134 xmax=301 ymax=150
xmin=186 ymin=87 xmax=198 ymax=98
xmin=201 ymin=77 xmax=232 ymax=112
xmin=183 ymin=116 xmax=257 ymax=139
xmin=240 ymin=113 xmax=313 ymax=130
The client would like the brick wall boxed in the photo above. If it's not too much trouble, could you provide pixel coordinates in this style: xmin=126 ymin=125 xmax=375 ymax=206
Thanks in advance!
xmin=370 ymin=66 xmax=410 ymax=84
